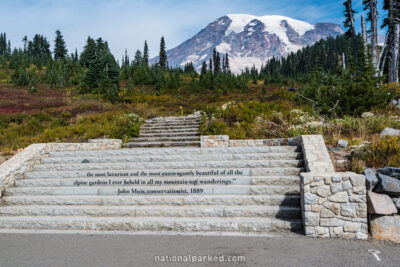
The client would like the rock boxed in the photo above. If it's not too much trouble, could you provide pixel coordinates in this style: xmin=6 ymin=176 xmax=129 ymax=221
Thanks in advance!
xmin=375 ymin=174 xmax=400 ymax=197
xmin=392 ymin=198 xmax=400 ymax=210
xmin=367 ymin=192 xmax=398 ymax=215
xmin=361 ymin=112 xmax=374 ymax=118
xmin=304 ymin=192 xmax=319 ymax=205
xmin=377 ymin=167 xmax=400 ymax=180
xmin=380 ymin=127 xmax=400 ymax=137
xmin=341 ymin=203 xmax=357 ymax=218
xmin=363 ymin=168 xmax=378 ymax=190
xmin=316 ymin=186 xmax=331 ymax=197
xmin=337 ymin=139 xmax=348 ymax=148
xmin=328 ymin=191 xmax=348 ymax=203
xmin=390 ymin=100 xmax=398 ymax=106
xmin=370 ymin=214 xmax=400 ymax=243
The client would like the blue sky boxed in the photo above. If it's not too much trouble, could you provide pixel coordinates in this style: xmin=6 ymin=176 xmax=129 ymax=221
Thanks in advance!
xmin=0 ymin=0 xmax=387 ymax=59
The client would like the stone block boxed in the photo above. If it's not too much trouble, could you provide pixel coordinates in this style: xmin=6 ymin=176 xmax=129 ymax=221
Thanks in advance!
xmin=305 ymin=227 xmax=316 ymax=236
xmin=355 ymin=233 xmax=369 ymax=240
xmin=375 ymin=174 xmax=400 ymax=197
xmin=331 ymin=175 xmax=343 ymax=183
xmin=320 ymin=207 xmax=336 ymax=218
xmin=343 ymin=222 xmax=359 ymax=232
xmin=304 ymin=212 xmax=319 ymax=226
xmin=351 ymin=186 xmax=366 ymax=195
xmin=318 ymin=197 xmax=327 ymax=205
xmin=367 ymin=192 xmax=397 ymax=215
xmin=370 ymin=215 xmax=400 ymax=243
xmin=330 ymin=226 xmax=343 ymax=237
xmin=331 ymin=183 xmax=343 ymax=194
xmin=341 ymin=203 xmax=356 ymax=218
xmin=304 ymin=193 xmax=319 ymax=205
xmin=317 ymin=226 xmax=329 ymax=235
xmin=320 ymin=218 xmax=342 ymax=227
xmin=356 ymin=203 xmax=368 ymax=218
xmin=363 ymin=168 xmax=379 ymax=190
xmin=328 ymin=192 xmax=348 ymax=203
xmin=311 ymin=205 xmax=322 ymax=212
xmin=350 ymin=175 xmax=365 ymax=187
xmin=324 ymin=177 xmax=332 ymax=185
xmin=317 ymin=186 xmax=331 ymax=197
xmin=349 ymin=195 xmax=366 ymax=203
xmin=323 ymin=202 xmax=340 ymax=215
xmin=342 ymin=180 xmax=352 ymax=190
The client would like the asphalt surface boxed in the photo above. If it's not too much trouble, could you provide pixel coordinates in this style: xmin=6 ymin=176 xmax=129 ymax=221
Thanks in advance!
xmin=0 ymin=232 xmax=399 ymax=267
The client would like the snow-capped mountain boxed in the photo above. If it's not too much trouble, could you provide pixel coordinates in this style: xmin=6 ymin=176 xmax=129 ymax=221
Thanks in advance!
xmin=153 ymin=14 xmax=344 ymax=73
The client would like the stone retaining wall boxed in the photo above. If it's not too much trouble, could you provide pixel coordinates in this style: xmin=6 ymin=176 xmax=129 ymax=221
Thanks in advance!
xmin=301 ymin=172 xmax=368 ymax=239
xmin=201 ymin=135 xmax=300 ymax=148
xmin=0 ymin=139 xmax=121 ymax=197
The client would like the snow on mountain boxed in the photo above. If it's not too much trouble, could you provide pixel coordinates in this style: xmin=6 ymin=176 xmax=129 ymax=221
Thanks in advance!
xmin=152 ymin=14 xmax=344 ymax=73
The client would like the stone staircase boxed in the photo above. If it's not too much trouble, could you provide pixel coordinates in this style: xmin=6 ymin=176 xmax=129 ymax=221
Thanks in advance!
xmin=0 ymin=145 xmax=304 ymax=234
xmin=126 ymin=113 xmax=201 ymax=148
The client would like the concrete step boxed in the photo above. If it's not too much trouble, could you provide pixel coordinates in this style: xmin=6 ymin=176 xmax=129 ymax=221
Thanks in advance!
xmin=125 ymin=141 xmax=201 ymax=148
xmin=0 ymin=216 xmax=302 ymax=233
xmin=140 ymin=131 xmax=200 ymax=137
xmin=15 ymin=176 xmax=300 ymax=187
xmin=0 ymin=205 xmax=301 ymax=219
xmin=142 ymin=121 xmax=200 ymax=126
xmin=1 ymin=195 xmax=300 ymax=207
xmin=48 ymin=146 xmax=299 ymax=157
xmin=139 ymin=128 xmax=200 ymax=134
xmin=25 ymin=168 xmax=303 ymax=179
xmin=130 ymin=136 xmax=200 ymax=142
xmin=141 ymin=124 xmax=200 ymax=130
xmin=5 ymin=185 xmax=300 ymax=196
xmin=145 ymin=118 xmax=200 ymax=123
xmin=41 ymin=152 xmax=303 ymax=164
xmin=33 ymin=160 xmax=303 ymax=172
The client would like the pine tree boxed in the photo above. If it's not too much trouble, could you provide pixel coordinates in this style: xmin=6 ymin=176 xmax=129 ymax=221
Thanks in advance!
xmin=80 ymin=37 xmax=96 ymax=67
xmin=134 ymin=50 xmax=143 ymax=65
xmin=343 ymin=0 xmax=357 ymax=39
xmin=54 ymin=29 xmax=68 ymax=60
xmin=159 ymin=36 xmax=167 ymax=69
xmin=200 ymin=61 xmax=207 ymax=79
xmin=143 ymin=41 xmax=149 ymax=66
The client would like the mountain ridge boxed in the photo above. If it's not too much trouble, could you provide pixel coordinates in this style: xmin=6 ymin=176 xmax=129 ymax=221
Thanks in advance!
xmin=152 ymin=14 xmax=344 ymax=73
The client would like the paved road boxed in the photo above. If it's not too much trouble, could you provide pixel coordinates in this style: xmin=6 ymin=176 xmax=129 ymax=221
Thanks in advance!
xmin=0 ymin=232 xmax=399 ymax=266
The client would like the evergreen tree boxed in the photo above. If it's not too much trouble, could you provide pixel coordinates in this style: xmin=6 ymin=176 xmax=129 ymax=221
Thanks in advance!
xmin=143 ymin=41 xmax=149 ymax=66
xmin=200 ymin=61 xmax=207 ymax=78
xmin=159 ymin=36 xmax=167 ymax=69
xmin=343 ymin=0 xmax=357 ymax=39
xmin=133 ymin=50 xmax=143 ymax=65
xmin=54 ymin=29 xmax=68 ymax=60
xmin=80 ymin=37 xmax=96 ymax=67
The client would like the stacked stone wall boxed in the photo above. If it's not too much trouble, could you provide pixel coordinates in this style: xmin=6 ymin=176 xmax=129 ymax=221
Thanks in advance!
xmin=301 ymin=172 xmax=368 ymax=239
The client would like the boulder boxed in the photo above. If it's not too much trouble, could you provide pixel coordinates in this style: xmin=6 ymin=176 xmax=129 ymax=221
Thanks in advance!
xmin=337 ymin=139 xmax=348 ymax=148
xmin=375 ymin=174 xmax=400 ymax=197
xmin=370 ymin=215 xmax=400 ymax=243
xmin=367 ymin=192 xmax=398 ymax=215
xmin=392 ymin=198 xmax=400 ymax=210
xmin=377 ymin=167 xmax=400 ymax=180
xmin=380 ymin=127 xmax=400 ymax=137
xmin=363 ymin=168 xmax=379 ymax=190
